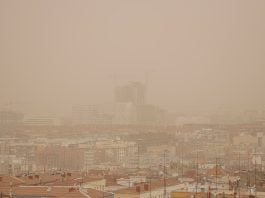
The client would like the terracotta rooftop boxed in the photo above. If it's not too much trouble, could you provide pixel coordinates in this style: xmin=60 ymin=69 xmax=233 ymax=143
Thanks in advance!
xmin=11 ymin=172 xmax=104 ymax=187
xmin=51 ymin=175 xmax=104 ymax=186
xmin=86 ymin=188 xmax=113 ymax=198
xmin=0 ymin=186 xmax=89 ymax=198
xmin=207 ymin=166 xmax=227 ymax=176
xmin=0 ymin=175 xmax=25 ymax=187
xmin=17 ymin=173 xmax=61 ymax=186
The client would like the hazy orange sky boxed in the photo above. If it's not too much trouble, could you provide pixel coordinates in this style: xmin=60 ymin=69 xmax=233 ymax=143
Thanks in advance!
xmin=1 ymin=0 xmax=265 ymax=116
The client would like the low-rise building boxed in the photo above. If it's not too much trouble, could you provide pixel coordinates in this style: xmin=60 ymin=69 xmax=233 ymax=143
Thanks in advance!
xmin=114 ymin=179 xmax=178 ymax=198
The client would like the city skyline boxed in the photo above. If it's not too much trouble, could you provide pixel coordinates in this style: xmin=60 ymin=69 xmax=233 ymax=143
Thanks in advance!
xmin=1 ymin=1 xmax=265 ymax=197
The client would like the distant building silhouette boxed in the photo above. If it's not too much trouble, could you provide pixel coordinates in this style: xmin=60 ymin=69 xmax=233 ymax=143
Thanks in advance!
xmin=0 ymin=110 xmax=23 ymax=126
xmin=72 ymin=105 xmax=112 ymax=125
xmin=113 ymin=81 xmax=167 ymax=125
xmin=115 ymin=81 xmax=145 ymax=105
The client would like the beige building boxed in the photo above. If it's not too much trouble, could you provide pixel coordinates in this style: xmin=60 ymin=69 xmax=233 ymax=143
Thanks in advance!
xmin=233 ymin=133 xmax=257 ymax=146
xmin=146 ymin=145 xmax=176 ymax=157
xmin=115 ymin=179 xmax=178 ymax=198
xmin=96 ymin=140 xmax=138 ymax=163
xmin=81 ymin=177 xmax=106 ymax=191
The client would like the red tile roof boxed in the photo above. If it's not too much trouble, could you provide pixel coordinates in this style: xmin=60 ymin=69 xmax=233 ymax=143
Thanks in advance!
xmin=0 ymin=186 xmax=89 ymax=198
xmin=0 ymin=175 xmax=25 ymax=187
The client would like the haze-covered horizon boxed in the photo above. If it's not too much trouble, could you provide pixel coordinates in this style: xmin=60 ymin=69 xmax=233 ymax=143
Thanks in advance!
xmin=1 ymin=0 xmax=265 ymax=117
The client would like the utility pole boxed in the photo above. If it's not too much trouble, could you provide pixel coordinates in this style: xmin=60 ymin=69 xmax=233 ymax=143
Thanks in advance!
xmin=163 ymin=150 xmax=167 ymax=198
xmin=247 ymin=152 xmax=250 ymax=188
xmin=137 ymin=144 xmax=140 ymax=169
xmin=181 ymin=147 xmax=184 ymax=181
xmin=238 ymin=153 xmax=241 ymax=198
xmin=254 ymin=148 xmax=257 ymax=188
xmin=196 ymin=151 xmax=198 ymax=197
xmin=26 ymin=149 xmax=30 ymax=175
xmin=149 ymin=177 xmax=152 ymax=198
xmin=215 ymin=158 xmax=218 ymax=192
xmin=136 ymin=139 xmax=142 ymax=170
xmin=7 ymin=143 xmax=11 ymax=176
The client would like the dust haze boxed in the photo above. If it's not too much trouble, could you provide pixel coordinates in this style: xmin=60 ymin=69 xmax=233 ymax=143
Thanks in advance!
xmin=1 ymin=0 xmax=265 ymax=117
xmin=2 ymin=1 xmax=265 ymax=198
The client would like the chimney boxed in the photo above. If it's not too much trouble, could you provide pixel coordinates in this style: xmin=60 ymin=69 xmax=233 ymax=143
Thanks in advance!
xmin=136 ymin=186 xmax=141 ymax=193
xmin=144 ymin=184 xmax=149 ymax=191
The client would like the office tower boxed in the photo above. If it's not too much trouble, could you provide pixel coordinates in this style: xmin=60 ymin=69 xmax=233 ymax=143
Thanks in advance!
xmin=115 ymin=81 xmax=146 ymax=105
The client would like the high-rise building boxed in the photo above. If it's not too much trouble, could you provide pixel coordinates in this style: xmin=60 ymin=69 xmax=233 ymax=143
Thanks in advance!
xmin=115 ymin=81 xmax=145 ymax=105
xmin=114 ymin=82 xmax=145 ymax=125
xmin=114 ymin=81 xmax=168 ymax=125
